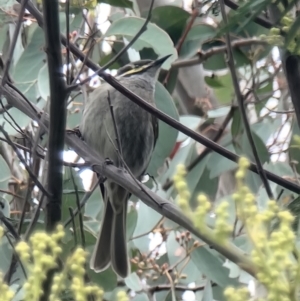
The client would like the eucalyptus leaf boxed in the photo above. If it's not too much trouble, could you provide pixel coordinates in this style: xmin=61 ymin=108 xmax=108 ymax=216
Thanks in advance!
xmin=149 ymin=6 xmax=190 ymax=44
xmin=104 ymin=17 xmax=177 ymax=69
xmin=147 ymin=82 xmax=179 ymax=177
xmin=179 ymin=24 xmax=216 ymax=59
xmin=191 ymin=245 xmax=239 ymax=287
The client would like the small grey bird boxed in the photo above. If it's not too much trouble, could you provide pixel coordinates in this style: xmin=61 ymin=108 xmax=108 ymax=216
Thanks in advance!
xmin=80 ymin=54 xmax=171 ymax=278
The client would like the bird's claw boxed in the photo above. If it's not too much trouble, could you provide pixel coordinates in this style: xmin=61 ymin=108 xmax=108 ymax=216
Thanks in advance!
xmin=67 ymin=127 xmax=84 ymax=140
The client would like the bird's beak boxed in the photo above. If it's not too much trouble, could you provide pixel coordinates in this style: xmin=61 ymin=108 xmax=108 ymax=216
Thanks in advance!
xmin=152 ymin=54 xmax=172 ymax=67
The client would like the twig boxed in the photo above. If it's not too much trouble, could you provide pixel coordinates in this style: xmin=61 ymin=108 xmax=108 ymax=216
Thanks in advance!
xmin=64 ymin=179 xmax=99 ymax=227
xmin=68 ymin=207 xmax=78 ymax=246
xmin=172 ymin=39 xmax=268 ymax=69
xmin=223 ymin=0 xmax=273 ymax=29
xmin=163 ymin=7 xmax=199 ymax=85
xmin=42 ymin=0 xmax=68 ymax=231
xmin=149 ymin=282 xmax=217 ymax=293
xmin=3 ymin=232 xmax=27 ymax=284
xmin=24 ymin=193 xmax=45 ymax=240
xmin=17 ymin=180 xmax=33 ymax=235
xmin=220 ymin=0 xmax=274 ymax=200
xmin=1 ymin=0 xmax=29 ymax=85
xmin=65 ymin=0 xmax=70 ymax=85
xmin=70 ymin=167 xmax=85 ymax=247
xmin=0 ymin=125 xmax=50 ymax=197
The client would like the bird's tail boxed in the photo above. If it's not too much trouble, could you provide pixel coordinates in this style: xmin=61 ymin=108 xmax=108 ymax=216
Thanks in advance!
xmin=90 ymin=183 xmax=129 ymax=278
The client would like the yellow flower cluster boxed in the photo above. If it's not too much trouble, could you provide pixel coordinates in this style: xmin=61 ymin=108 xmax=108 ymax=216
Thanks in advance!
xmin=224 ymin=286 xmax=250 ymax=301
xmin=15 ymin=224 xmax=65 ymax=301
xmin=66 ymin=248 xmax=103 ymax=301
xmin=260 ymin=15 xmax=300 ymax=54
xmin=0 ymin=225 xmax=104 ymax=301
xmin=214 ymin=201 xmax=233 ymax=243
xmin=117 ymin=290 xmax=129 ymax=301
xmin=173 ymin=165 xmax=231 ymax=242
xmin=232 ymin=157 xmax=296 ymax=301
xmin=0 ymin=272 xmax=14 ymax=301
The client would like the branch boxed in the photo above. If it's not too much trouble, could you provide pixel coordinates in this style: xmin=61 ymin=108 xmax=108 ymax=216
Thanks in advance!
xmin=0 ymin=82 xmax=257 ymax=278
xmin=220 ymin=0 xmax=274 ymax=200
xmin=1 ymin=0 xmax=29 ymax=85
xmin=172 ymin=38 xmax=268 ymax=69
xmin=224 ymin=0 xmax=273 ymax=29
xmin=42 ymin=0 xmax=68 ymax=231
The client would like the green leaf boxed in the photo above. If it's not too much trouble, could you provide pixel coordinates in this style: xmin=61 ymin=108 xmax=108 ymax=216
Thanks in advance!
xmin=207 ymin=107 xmax=231 ymax=119
xmin=147 ymin=82 xmax=179 ymax=177
xmin=205 ymin=76 xmax=224 ymax=88
xmin=207 ymin=144 xmax=237 ymax=178
xmin=125 ymin=272 xmax=143 ymax=291
xmin=203 ymin=42 xmax=250 ymax=71
xmin=127 ymin=207 xmax=138 ymax=239
xmin=133 ymin=293 xmax=149 ymax=301
xmin=62 ymin=168 xmax=85 ymax=224
xmin=240 ymin=130 xmax=270 ymax=164
xmin=203 ymin=281 xmax=213 ymax=301
xmin=210 ymin=74 xmax=234 ymax=104
xmin=177 ymin=115 xmax=203 ymax=142
xmin=98 ymin=0 xmax=133 ymax=8
xmin=179 ymin=24 xmax=216 ymax=59
xmin=132 ymin=198 xmax=162 ymax=253
xmin=12 ymin=24 xmax=45 ymax=85
xmin=87 ymin=266 xmax=118 ymax=291
xmin=37 ymin=63 xmax=49 ymax=101
xmin=289 ymin=122 xmax=300 ymax=174
xmin=159 ymin=141 xmax=196 ymax=187
xmin=191 ymin=245 xmax=239 ymax=287
xmin=84 ymin=187 xmax=103 ymax=220
xmin=231 ymin=110 xmax=243 ymax=139
xmin=0 ymin=154 xmax=10 ymax=190
xmin=104 ymin=17 xmax=177 ymax=69
xmin=149 ymin=6 xmax=190 ymax=44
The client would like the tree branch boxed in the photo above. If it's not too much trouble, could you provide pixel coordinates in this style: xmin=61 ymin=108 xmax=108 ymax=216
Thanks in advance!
xmin=220 ymin=0 xmax=274 ymax=200
xmin=42 ymin=0 xmax=68 ymax=231
xmin=0 ymin=82 xmax=257 ymax=278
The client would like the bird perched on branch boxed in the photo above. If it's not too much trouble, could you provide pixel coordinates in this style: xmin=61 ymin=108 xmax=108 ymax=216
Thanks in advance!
xmin=80 ymin=54 xmax=171 ymax=278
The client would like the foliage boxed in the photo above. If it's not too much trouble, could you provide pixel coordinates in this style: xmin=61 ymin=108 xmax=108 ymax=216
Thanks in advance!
xmin=0 ymin=0 xmax=300 ymax=301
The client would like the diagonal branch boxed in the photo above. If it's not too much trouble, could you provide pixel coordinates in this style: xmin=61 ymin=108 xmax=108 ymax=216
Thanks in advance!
xmin=220 ymin=0 xmax=274 ymax=200
xmin=0 ymin=81 xmax=257 ymax=277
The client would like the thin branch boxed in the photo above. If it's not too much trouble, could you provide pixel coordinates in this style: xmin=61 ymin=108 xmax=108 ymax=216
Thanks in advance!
xmin=149 ymin=283 xmax=217 ymax=293
xmin=220 ymin=0 xmax=274 ymax=200
xmin=163 ymin=6 xmax=199 ymax=85
xmin=3 ymin=80 xmax=300 ymax=278
xmin=0 ymin=125 xmax=50 ymax=197
xmin=64 ymin=178 xmax=99 ymax=227
xmin=172 ymin=38 xmax=268 ymax=69
xmin=223 ymin=0 xmax=273 ymax=29
xmin=42 ymin=0 xmax=68 ymax=231
xmin=1 ymin=0 xmax=29 ymax=85
xmin=69 ymin=167 xmax=85 ymax=247
xmin=24 ymin=194 xmax=45 ymax=240
xmin=2 ymin=74 xmax=300 ymax=195
xmin=163 ymin=106 xmax=235 ymax=190
xmin=65 ymin=0 xmax=70 ymax=85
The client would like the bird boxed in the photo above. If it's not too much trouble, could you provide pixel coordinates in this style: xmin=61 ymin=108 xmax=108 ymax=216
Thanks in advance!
xmin=79 ymin=54 xmax=171 ymax=278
